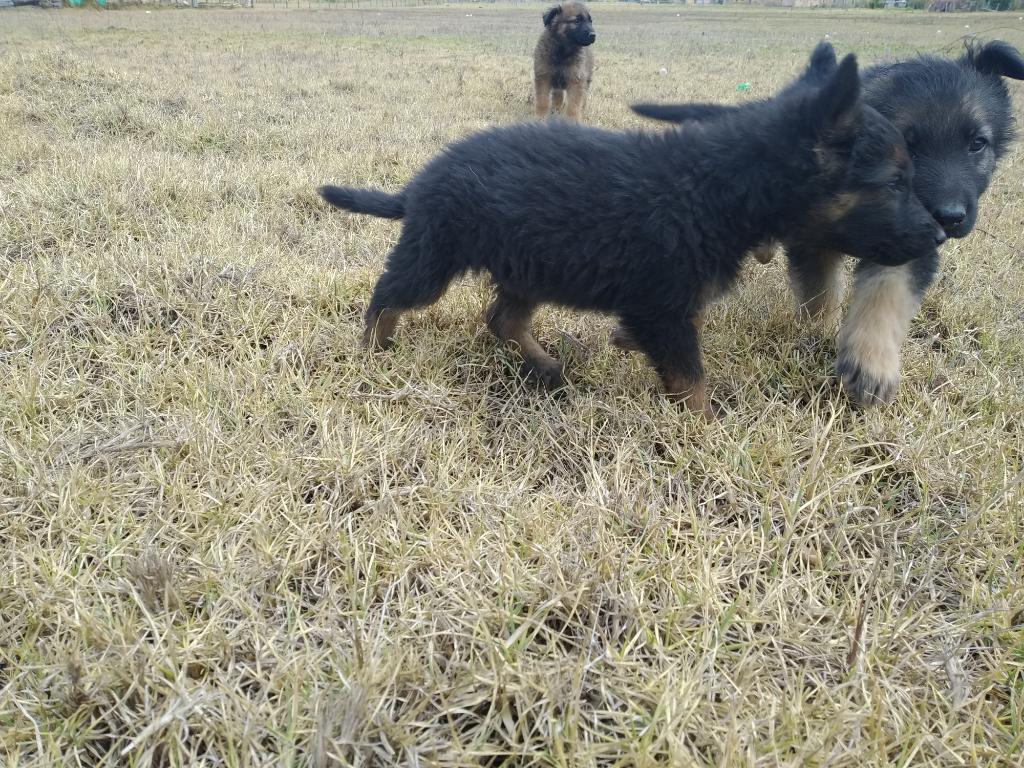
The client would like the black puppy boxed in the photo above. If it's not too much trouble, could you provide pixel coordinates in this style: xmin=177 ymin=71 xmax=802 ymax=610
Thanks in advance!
xmin=634 ymin=40 xmax=1024 ymax=405
xmin=319 ymin=43 xmax=943 ymax=417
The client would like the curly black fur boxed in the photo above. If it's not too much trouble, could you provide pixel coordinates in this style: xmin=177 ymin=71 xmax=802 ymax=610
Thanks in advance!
xmin=319 ymin=43 xmax=942 ymax=415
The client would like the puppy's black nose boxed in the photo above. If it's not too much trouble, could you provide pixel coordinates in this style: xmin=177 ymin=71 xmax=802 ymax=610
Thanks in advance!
xmin=933 ymin=205 xmax=966 ymax=233
xmin=933 ymin=227 xmax=947 ymax=246
xmin=585 ymin=33 xmax=596 ymax=43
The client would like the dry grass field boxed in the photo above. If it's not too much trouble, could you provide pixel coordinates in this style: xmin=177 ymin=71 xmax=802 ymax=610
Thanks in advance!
xmin=2 ymin=3 xmax=1024 ymax=765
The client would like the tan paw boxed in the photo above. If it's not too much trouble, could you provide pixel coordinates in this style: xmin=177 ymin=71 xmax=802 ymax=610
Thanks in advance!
xmin=836 ymin=338 xmax=900 ymax=406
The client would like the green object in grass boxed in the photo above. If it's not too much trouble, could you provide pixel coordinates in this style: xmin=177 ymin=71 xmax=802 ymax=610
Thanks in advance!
xmin=736 ymin=82 xmax=751 ymax=92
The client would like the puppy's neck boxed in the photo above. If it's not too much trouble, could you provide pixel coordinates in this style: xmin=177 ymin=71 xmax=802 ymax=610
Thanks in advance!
xmin=547 ymin=35 xmax=582 ymax=64
xmin=663 ymin=119 xmax=825 ymax=252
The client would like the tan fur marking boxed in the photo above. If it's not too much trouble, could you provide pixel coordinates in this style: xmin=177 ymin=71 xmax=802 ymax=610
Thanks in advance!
xmin=662 ymin=371 xmax=713 ymax=419
xmin=487 ymin=297 xmax=563 ymax=387
xmin=890 ymin=140 xmax=910 ymax=166
xmin=819 ymin=191 xmax=863 ymax=223
xmin=838 ymin=263 xmax=918 ymax=404
xmin=363 ymin=309 xmax=400 ymax=349
xmin=795 ymin=250 xmax=846 ymax=329
xmin=564 ymin=79 xmax=587 ymax=121
xmin=507 ymin=325 xmax=560 ymax=375
xmin=812 ymin=144 xmax=843 ymax=175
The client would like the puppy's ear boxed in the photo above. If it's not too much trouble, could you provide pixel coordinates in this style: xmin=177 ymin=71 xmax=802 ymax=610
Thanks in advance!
xmin=963 ymin=39 xmax=1024 ymax=80
xmin=801 ymin=41 xmax=838 ymax=84
xmin=631 ymin=102 xmax=740 ymax=123
xmin=543 ymin=5 xmax=561 ymax=28
xmin=809 ymin=53 xmax=861 ymax=142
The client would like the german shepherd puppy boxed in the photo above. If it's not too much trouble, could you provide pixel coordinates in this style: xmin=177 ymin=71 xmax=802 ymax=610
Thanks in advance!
xmin=319 ymin=43 xmax=944 ymax=418
xmin=634 ymin=40 xmax=1024 ymax=406
xmin=534 ymin=1 xmax=595 ymax=121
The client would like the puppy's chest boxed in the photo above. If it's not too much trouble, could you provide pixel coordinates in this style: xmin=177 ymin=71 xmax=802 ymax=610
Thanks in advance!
xmin=540 ymin=38 xmax=593 ymax=81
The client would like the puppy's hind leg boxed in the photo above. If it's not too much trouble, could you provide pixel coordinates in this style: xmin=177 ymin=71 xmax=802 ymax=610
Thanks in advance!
xmin=363 ymin=235 xmax=459 ymax=350
xmin=622 ymin=312 xmax=713 ymax=418
xmin=487 ymin=290 xmax=565 ymax=389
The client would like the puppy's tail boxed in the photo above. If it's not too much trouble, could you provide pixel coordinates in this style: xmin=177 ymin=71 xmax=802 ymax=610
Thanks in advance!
xmin=318 ymin=185 xmax=405 ymax=219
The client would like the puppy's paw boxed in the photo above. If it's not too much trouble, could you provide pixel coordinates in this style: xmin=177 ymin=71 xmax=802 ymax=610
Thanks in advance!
xmin=663 ymin=379 xmax=715 ymax=420
xmin=836 ymin=343 xmax=900 ymax=407
xmin=666 ymin=394 xmax=717 ymax=421
xmin=609 ymin=326 xmax=641 ymax=353
xmin=362 ymin=328 xmax=394 ymax=351
xmin=751 ymin=242 xmax=778 ymax=265
xmin=522 ymin=359 xmax=566 ymax=391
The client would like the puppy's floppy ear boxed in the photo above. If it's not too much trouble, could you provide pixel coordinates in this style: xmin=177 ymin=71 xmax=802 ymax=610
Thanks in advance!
xmin=963 ymin=39 xmax=1024 ymax=80
xmin=543 ymin=5 xmax=561 ymax=28
xmin=800 ymin=41 xmax=838 ymax=84
xmin=809 ymin=53 xmax=861 ymax=142
xmin=631 ymin=102 xmax=740 ymax=123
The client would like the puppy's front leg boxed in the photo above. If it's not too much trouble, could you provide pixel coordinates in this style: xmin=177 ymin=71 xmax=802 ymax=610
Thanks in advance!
xmin=487 ymin=290 xmax=565 ymax=389
xmin=565 ymin=79 xmax=587 ymax=121
xmin=611 ymin=309 xmax=705 ymax=353
xmin=786 ymin=245 xmax=846 ymax=328
xmin=534 ymin=75 xmax=552 ymax=118
xmin=836 ymin=259 xmax=926 ymax=406
xmin=550 ymin=88 xmax=566 ymax=114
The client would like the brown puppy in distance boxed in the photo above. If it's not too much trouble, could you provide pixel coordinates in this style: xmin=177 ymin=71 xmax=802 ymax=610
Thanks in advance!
xmin=534 ymin=2 xmax=595 ymax=121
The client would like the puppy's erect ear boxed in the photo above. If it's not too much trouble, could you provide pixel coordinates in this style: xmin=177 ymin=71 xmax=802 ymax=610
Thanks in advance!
xmin=963 ymin=39 xmax=1024 ymax=80
xmin=809 ymin=53 xmax=861 ymax=142
xmin=631 ymin=102 xmax=740 ymax=123
xmin=543 ymin=5 xmax=561 ymax=28
xmin=800 ymin=41 xmax=838 ymax=85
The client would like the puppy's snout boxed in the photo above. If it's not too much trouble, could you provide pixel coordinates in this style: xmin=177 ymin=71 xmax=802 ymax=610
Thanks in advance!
xmin=933 ymin=204 xmax=967 ymax=234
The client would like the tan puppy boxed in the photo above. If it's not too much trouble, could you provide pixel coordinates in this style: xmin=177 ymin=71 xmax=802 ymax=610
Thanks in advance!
xmin=533 ymin=2 xmax=595 ymax=121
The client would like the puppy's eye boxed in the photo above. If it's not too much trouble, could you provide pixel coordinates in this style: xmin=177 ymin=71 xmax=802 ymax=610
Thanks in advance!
xmin=969 ymin=136 xmax=989 ymax=153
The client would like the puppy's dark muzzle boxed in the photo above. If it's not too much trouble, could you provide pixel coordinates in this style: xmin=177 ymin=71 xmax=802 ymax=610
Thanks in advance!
xmin=573 ymin=29 xmax=596 ymax=46
xmin=938 ymin=217 xmax=973 ymax=239
xmin=930 ymin=203 xmax=976 ymax=239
